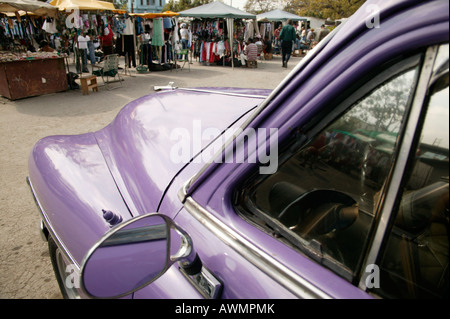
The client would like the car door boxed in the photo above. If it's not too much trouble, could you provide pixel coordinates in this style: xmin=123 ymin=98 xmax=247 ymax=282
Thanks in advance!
xmin=133 ymin=1 xmax=448 ymax=299
xmin=167 ymin=4 xmax=448 ymax=298
xmin=171 ymin=44 xmax=448 ymax=299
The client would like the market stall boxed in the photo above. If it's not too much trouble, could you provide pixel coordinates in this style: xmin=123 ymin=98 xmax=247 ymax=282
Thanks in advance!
xmin=0 ymin=51 xmax=67 ymax=100
xmin=49 ymin=0 xmax=124 ymax=73
xmin=51 ymin=1 xmax=179 ymax=73
xmin=49 ymin=0 xmax=118 ymax=12
xmin=130 ymin=11 xmax=180 ymax=72
xmin=179 ymin=1 xmax=256 ymax=68
xmin=0 ymin=0 xmax=66 ymax=100
xmin=0 ymin=0 xmax=57 ymax=17
xmin=256 ymin=9 xmax=307 ymax=40
xmin=256 ymin=9 xmax=307 ymax=56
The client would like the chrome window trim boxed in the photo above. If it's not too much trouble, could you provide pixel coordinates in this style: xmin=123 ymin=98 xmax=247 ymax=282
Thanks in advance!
xmin=176 ymin=88 xmax=269 ymax=99
xmin=358 ymin=46 xmax=440 ymax=290
xmin=178 ymin=183 xmax=332 ymax=299
xmin=27 ymin=177 xmax=80 ymax=271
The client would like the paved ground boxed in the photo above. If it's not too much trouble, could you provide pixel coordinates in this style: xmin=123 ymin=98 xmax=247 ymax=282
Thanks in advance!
xmin=0 ymin=54 xmax=301 ymax=299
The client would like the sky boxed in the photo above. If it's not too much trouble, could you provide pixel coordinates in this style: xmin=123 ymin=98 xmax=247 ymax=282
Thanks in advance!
xmin=223 ymin=0 xmax=247 ymax=10
xmin=222 ymin=0 xmax=287 ymax=11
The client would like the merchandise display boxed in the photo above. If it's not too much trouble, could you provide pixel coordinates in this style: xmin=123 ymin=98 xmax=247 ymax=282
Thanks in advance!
xmin=0 ymin=50 xmax=63 ymax=62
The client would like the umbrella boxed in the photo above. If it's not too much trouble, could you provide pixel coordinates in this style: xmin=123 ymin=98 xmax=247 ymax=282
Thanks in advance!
xmin=49 ymin=0 xmax=116 ymax=11
xmin=0 ymin=0 xmax=58 ymax=16
xmin=130 ymin=11 xmax=180 ymax=19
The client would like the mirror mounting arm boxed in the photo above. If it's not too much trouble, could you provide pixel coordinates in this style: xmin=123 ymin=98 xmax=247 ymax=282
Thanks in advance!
xmin=171 ymin=226 xmax=203 ymax=275
xmin=179 ymin=253 xmax=203 ymax=276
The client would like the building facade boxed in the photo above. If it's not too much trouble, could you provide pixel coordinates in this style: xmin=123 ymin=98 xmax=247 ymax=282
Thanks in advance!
xmin=129 ymin=0 xmax=166 ymax=13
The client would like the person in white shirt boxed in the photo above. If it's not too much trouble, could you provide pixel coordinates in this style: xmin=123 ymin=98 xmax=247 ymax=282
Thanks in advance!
xmin=179 ymin=23 xmax=189 ymax=60
xmin=254 ymin=35 xmax=263 ymax=58
xmin=180 ymin=23 xmax=189 ymax=47
xmin=76 ymin=32 xmax=90 ymax=73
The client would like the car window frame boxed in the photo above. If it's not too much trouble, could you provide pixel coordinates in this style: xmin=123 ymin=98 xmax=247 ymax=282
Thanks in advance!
xmin=233 ymin=51 xmax=426 ymax=284
xmin=358 ymin=45 xmax=447 ymax=291
xmin=362 ymin=44 xmax=449 ymax=296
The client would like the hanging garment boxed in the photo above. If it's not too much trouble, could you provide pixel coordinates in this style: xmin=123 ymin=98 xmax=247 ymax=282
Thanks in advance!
xmin=42 ymin=19 xmax=57 ymax=34
xmin=123 ymin=18 xmax=134 ymax=35
xmin=217 ymin=41 xmax=225 ymax=56
xmin=135 ymin=17 xmax=144 ymax=35
xmin=141 ymin=44 xmax=152 ymax=65
xmin=82 ymin=14 xmax=89 ymax=30
xmin=124 ymin=34 xmax=136 ymax=67
xmin=244 ymin=21 xmax=253 ymax=42
xmin=114 ymin=17 xmax=125 ymax=34
xmin=209 ymin=42 xmax=215 ymax=63
xmin=205 ymin=42 xmax=211 ymax=62
xmin=163 ymin=18 xmax=172 ymax=29
xmin=152 ymin=18 xmax=164 ymax=47
xmin=144 ymin=20 xmax=153 ymax=37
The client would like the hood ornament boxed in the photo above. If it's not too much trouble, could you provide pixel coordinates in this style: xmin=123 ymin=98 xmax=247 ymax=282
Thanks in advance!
xmin=154 ymin=82 xmax=177 ymax=91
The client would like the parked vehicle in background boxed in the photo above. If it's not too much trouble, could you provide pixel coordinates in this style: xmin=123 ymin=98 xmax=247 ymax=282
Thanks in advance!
xmin=28 ymin=0 xmax=448 ymax=299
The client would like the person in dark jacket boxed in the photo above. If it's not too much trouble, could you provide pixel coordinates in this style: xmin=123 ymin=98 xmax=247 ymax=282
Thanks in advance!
xmin=279 ymin=19 xmax=297 ymax=68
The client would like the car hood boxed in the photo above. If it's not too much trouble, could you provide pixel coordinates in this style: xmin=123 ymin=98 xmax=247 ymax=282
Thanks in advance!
xmin=94 ymin=88 xmax=270 ymax=217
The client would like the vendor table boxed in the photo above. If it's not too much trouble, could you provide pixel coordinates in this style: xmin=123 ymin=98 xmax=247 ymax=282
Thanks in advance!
xmin=0 ymin=57 xmax=67 ymax=100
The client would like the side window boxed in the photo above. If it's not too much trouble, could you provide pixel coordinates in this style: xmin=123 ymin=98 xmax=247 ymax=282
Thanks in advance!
xmin=237 ymin=65 xmax=420 ymax=281
xmin=376 ymin=66 xmax=449 ymax=298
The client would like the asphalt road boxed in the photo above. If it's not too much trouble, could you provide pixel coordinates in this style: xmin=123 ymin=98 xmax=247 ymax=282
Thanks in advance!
xmin=0 ymin=54 xmax=298 ymax=299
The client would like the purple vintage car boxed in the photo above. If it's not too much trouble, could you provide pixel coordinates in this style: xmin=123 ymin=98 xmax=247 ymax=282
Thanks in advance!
xmin=28 ymin=0 xmax=448 ymax=299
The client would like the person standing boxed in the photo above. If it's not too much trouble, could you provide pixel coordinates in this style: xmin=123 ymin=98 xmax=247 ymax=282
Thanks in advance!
xmin=179 ymin=23 xmax=189 ymax=60
xmin=274 ymin=24 xmax=282 ymax=48
xmin=279 ymin=19 xmax=297 ymax=68
xmin=140 ymin=25 xmax=152 ymax=66
xmin=76 ymin=31 xmax=89 ymax=73
xmin=318 ymin=24 xmax=330 ymax=42
xmin=87 ymin=29 xmax=96 ymax=67
xmin=100 ymin=22 xmax=114 ymax=56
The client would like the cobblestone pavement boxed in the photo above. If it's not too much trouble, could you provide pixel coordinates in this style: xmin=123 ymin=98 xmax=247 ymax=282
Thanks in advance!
xmin=0 ymin=54 xmax=300 ymax=299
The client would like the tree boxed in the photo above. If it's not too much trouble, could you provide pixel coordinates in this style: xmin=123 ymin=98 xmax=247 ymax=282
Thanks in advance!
xmin=112 ymin=0 xmax=127 ymax=10
xmin=286 ymin=0 xmax=365 ymax=19
xmin=244 ymin=0 xmax=282 ymax=14
xmin=163 ymin=0 xmax=213 ymax=12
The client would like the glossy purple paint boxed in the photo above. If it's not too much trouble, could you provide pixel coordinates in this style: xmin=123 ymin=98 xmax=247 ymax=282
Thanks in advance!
xmin=181 ymin=0 xmax=449 ymax=299
xmin=28 ymin=0 xmax=449 ymax=299
xmin=28 ymin=133 xmax=133 ymax=265
xmin=94 ymin=88 xmax=268 ymax=219
xmin=29 ymin=88 xmax=267 ymax=267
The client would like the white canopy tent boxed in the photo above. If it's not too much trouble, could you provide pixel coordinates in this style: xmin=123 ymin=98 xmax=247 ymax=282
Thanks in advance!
xmin=256 ymin=9 xmax=307 ymax=23
xmin=179 ymin=1 xmax=257 ymax=69
xmin=179 ymin=1 xmax=256 ymax=20
xmin=256 ymin=9 xmax=308 ymax=42
xmin=0 ymin=0 xmax=58 ymax=16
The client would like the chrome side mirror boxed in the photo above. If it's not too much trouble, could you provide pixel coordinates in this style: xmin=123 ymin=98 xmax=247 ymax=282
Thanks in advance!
xmin=80 ymin=213 xmax=200 ymax=298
